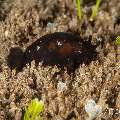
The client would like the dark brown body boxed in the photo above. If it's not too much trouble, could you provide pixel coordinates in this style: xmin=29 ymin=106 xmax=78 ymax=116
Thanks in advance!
xmin=7 ymin=32 xmax=97 ymax=73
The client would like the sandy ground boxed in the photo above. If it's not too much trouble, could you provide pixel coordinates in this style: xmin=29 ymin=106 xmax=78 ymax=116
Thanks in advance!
xmin=0 ymin=0 xmax=120 ymax=120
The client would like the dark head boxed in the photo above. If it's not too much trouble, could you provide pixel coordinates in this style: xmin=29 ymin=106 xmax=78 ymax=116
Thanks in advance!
xmin=6 ymin=47 xmax=25 ymax=72
xmin=81 ymin=40 xmax=98 ymax=64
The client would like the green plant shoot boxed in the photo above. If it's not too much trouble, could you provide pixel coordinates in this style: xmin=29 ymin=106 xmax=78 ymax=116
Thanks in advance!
xmin=24 ymin=98 xmax=44 ymax=120
xmin=90 ymin=0 xmax=101 ymax=21
xmin=76 ymin=0 xmax=82 ymax=20
xmin=116 ymin=36 xmax=120 ymax=45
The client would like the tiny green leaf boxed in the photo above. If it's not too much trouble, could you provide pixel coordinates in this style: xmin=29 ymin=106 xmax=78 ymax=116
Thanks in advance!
xmin=116 ymin=36 xmax=120 ymax=45
xmin=90 ymin=0 xmax=101 ymax=21
xmin=76 ymin=0 xmax=82 ymax=20
xmin=24 ymin=98 xmax=44 ymax=120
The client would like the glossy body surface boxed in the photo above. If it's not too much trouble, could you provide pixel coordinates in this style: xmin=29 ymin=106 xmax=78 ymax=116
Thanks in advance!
xmin=7 ymin=32 xmax=97 ymax=72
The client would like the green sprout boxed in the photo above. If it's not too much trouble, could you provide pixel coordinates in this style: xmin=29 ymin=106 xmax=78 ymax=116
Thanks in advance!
xmin=24 ymin=98 xmax=44 ymax=120
xmin=76 ymin=0 xmax=82 ymax=20
xmin=90 ymin=0 xmax=101 ymax=21
xmin=116 ymin=36 xmax=120 ymax=45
